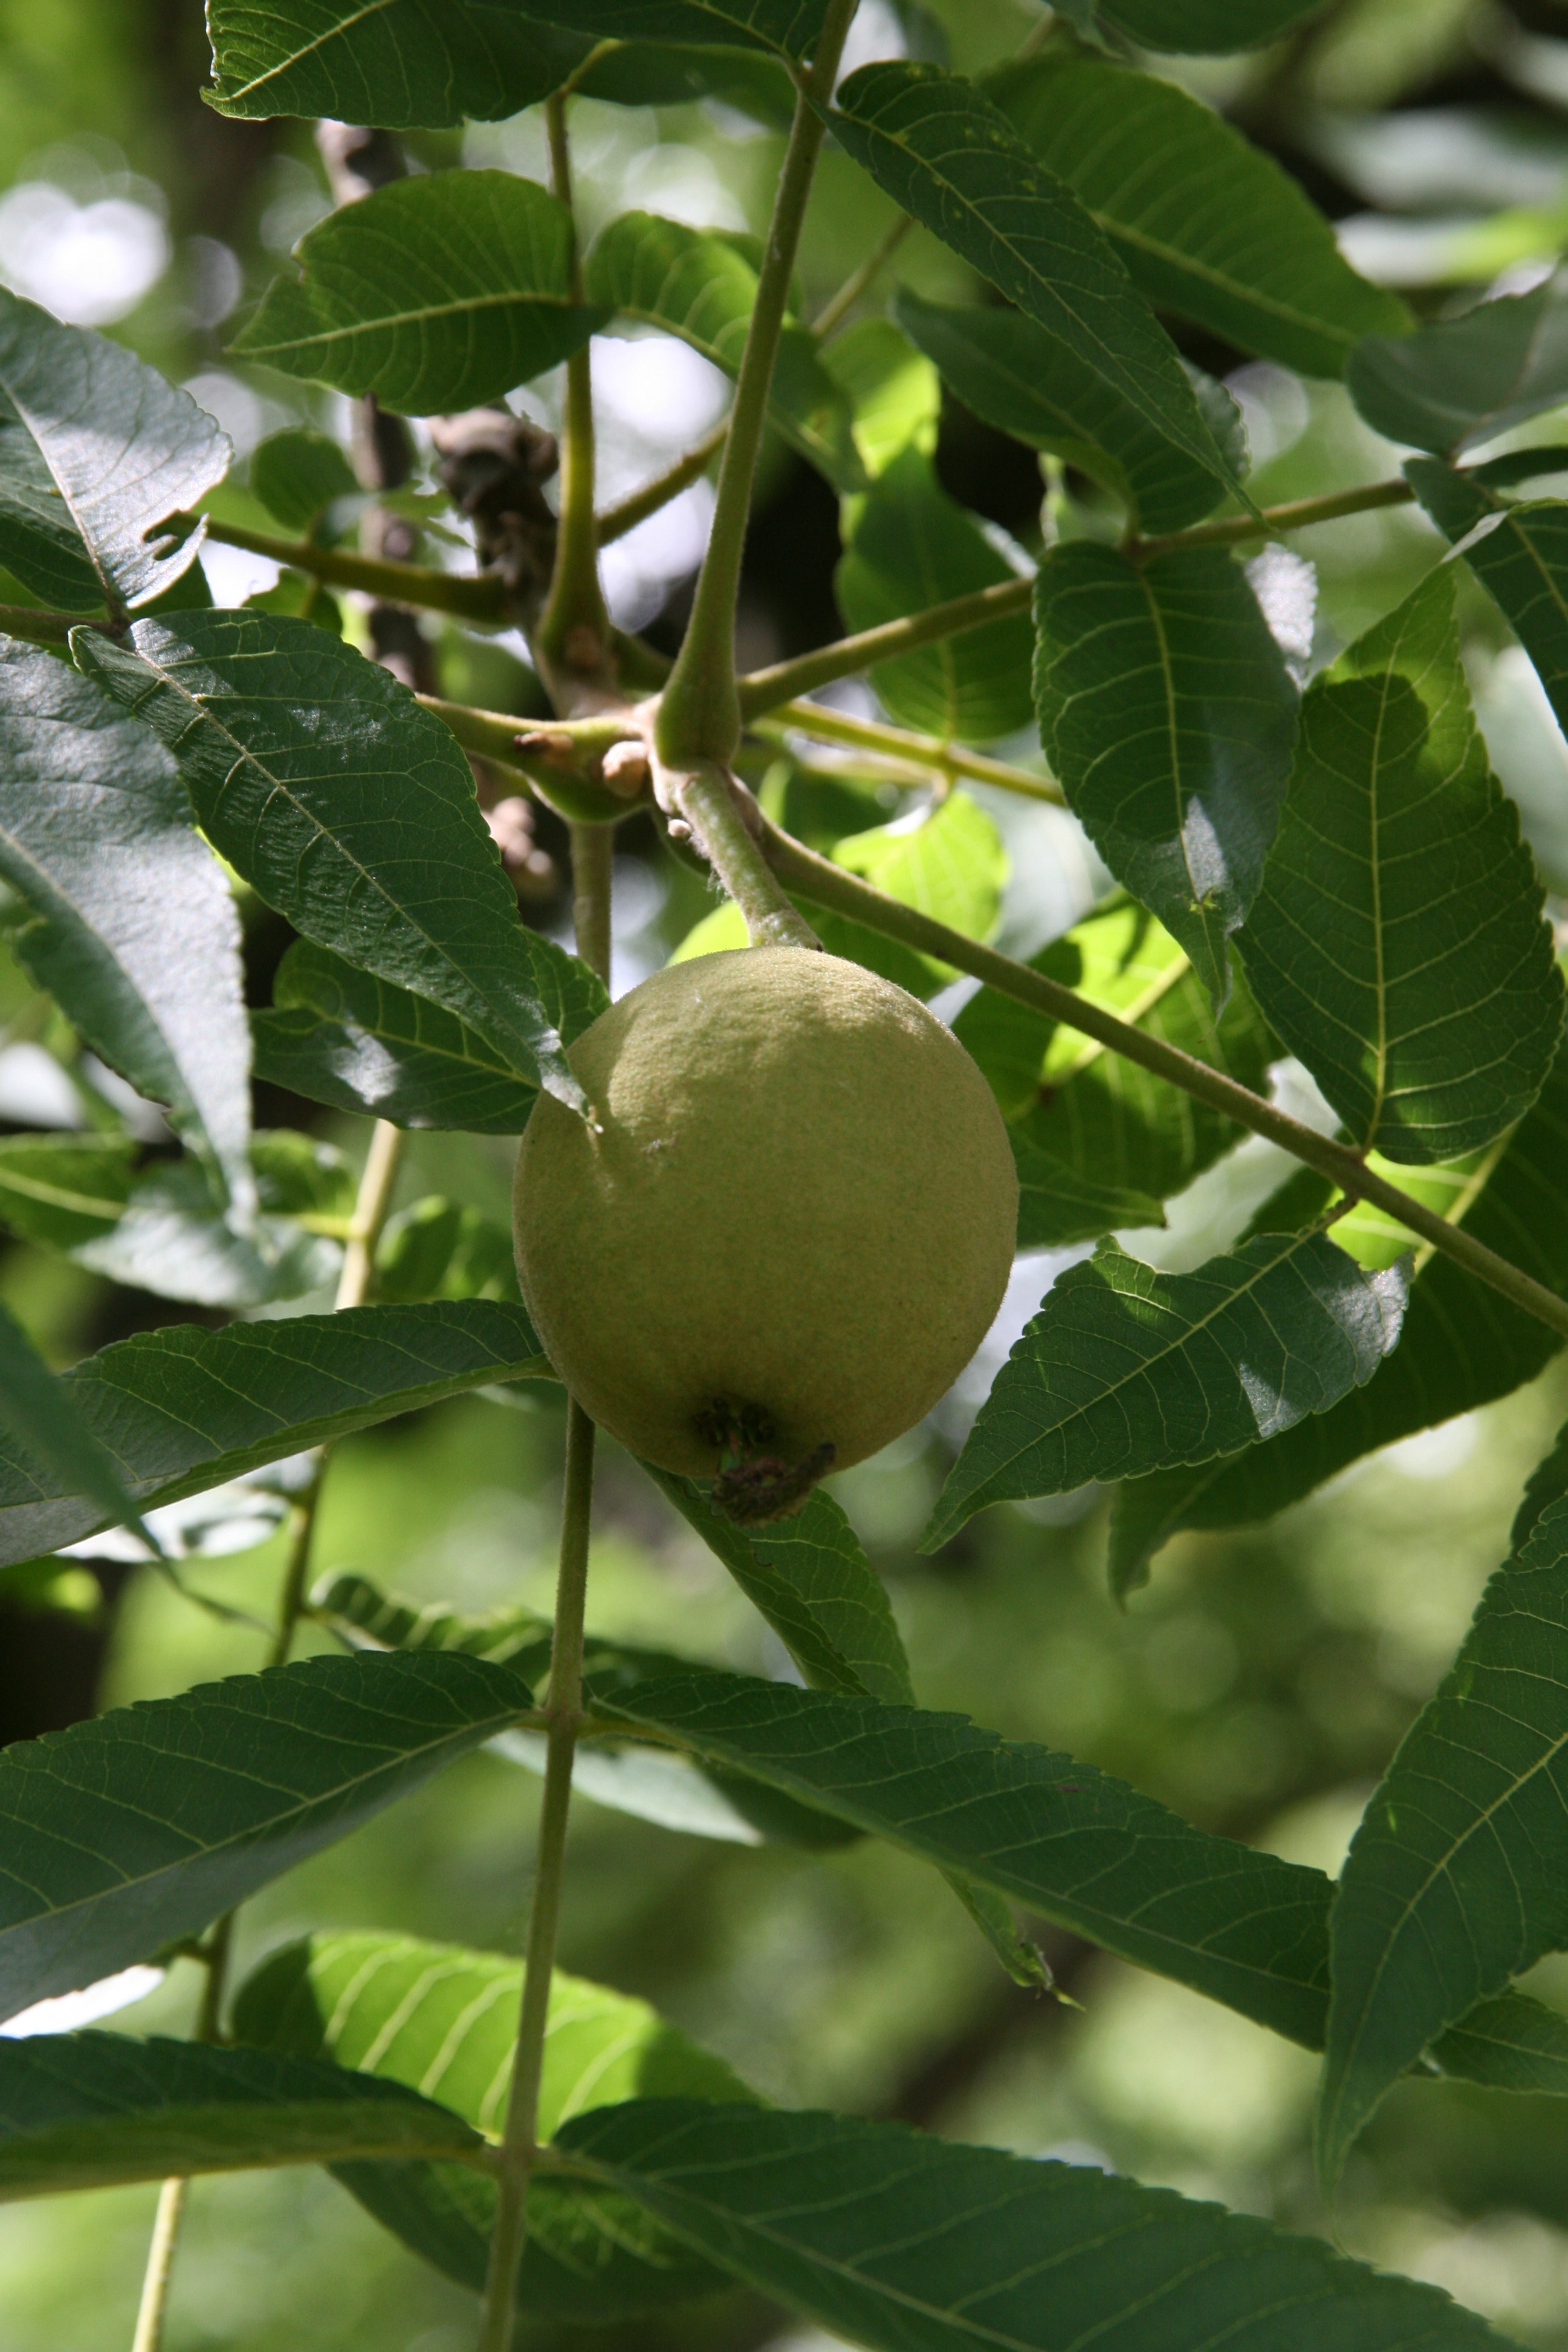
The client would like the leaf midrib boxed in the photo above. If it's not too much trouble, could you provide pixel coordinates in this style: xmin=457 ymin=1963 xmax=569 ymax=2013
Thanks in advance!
xmin=221 ymin=0 xmax=402 ymax=103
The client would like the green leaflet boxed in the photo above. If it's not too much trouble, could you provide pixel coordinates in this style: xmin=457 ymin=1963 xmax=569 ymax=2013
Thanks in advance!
xmin=0 ymin=1132 xmax=340 ymax=1310
xmin=232 ymin=171 xmax=606 ymax=414
xmin=1077 ymin=0 xmax=1335 ymax=51
xmin=895 ymin=290 xmax=1231 ymax=536
xmin=0 ymin=639 xmax=253 ymax=1220
xmin=0 ymin=289 xmax=227 ymax=611
xmin=374 ymin=1197 xmax=517 ymax=1304
xmin=586 ymin=212 xmax=863 ymax=490
xmin=0 ymin=1297 xmax=552 ymax=1567
xmin=925 ymin=1232 xmax=1406 ymax=1548
xmin=0 ymin=1301 xmax=154 ymax=1565
xmin=247 ymin=428 xmax=358 ymax=533
xmin=1106 ymin=1035 xmax=1568 ymax=1586
xmin=0 ymin=2034 xmax=484 ymax=2198
xmin=647 ymin=1472 xmax=912 ymax=1704
xmin=1349 ymin=269 xmax=1568 ymax=455
xmin=1239 ymin=565 xmax=1563 ymax=1164
xmin=1408 ymin=460 xmax=1568 ymax=748
xmin=988 ymin=52 xmax=1406 ymax=378
xmin=824 ymin=63 xmax=1236 ymax=501
xmin=233 ymin=1932 xmax=752 ymax=2317
xmin=73 ymin=612 xmax=607 ymax=1109
xmin=954 ymin=897 xmax=1272 ymax=1250
xmin=1320 ymin=1494 xmax=1568 ymax=2186
xmin=527 ymin=0 xmax=828 ymax=59
xmin=818 ymin=316 xmax=941 ymax=481
xmin=252 ymin=940 xmax=539 ymax=1134
xmin=1034 ymin=543 xmax=1298 ymax=1001
xmin=315 ymin=1571 xmax=855 ymax=1850
xmin=836 ymin=446 xmax=1035 ymax=741
xmin=574 ymin=42 xmax=795 ymax=129
xmin=0 ymin=1651 xmax=531 ymax=2019
xmin=560 ymin=2099 xmax=1515 ymax=2352
xmin=205 ymin=0 xmax=588 ymax=125
xmin=579 ymin=1660 xmax=1568 ymax=2088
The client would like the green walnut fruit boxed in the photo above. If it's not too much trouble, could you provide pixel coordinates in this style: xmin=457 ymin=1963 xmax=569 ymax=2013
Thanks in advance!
xmin=514 ymin=946 xmax=1017 ymax=1510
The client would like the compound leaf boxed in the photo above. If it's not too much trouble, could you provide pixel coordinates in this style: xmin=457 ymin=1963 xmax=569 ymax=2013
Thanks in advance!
xmin=1320 ymin=1493 xmax=1568 ymax=2185
xmin=0 ymin=288 xmax=227 ymax=611
xmin=252 ymin=940 xmax=539 ymax=1133
xmin=73 ymin=612 xmax=605 ymax=1109
xmin=0 ymin=2033 xmax=482 ymax=2198
xmin=836 ymin=446 xmax=1034 ymax=741
xmin=824 ymin=63 xmax=1236 ymax=500
xmin=1034 ymin=542 xmax=1298 ymax=1000
xmin=0 ymin=1651 xmax=532 ymax=2019
xmin=0 ymin=1297 xmax=551 ymax=1567
xmin=206 ymin=0 xmax=588 ymax=127
xmin=989 ymin=51 xmax=1406 ymax=378
xmin=0 ymin=638 xmax=253 ymax=1218
xmin=233 ymin=1931 xmax=750 ymax=2316
xmin=528 ymin=0 xmax=828 ymax=60
xmin=1407 ymin=461 xmax=1568 ymax=749
xmin=1239 ymin=565 xmax=1563 ymax=1165
xmin=926 ymin=1231 xmax=1405 ymax=1546
xmin=232 ymin=172 xmax=605 ymax=414
xmin=560 ymin=2099 xmax=1514 ymax=2352
xmin=1081 ymin=0 xmax=1335 ymax=52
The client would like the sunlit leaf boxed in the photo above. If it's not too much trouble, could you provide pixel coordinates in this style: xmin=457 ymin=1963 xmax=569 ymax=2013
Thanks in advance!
xmin=234 ymin=1932 xmax=751 ymax=2316
xmin=818 ymin=316 xmax=940 ymax=481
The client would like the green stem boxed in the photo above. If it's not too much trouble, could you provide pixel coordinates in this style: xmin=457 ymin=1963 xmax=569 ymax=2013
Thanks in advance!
xmin=760 ymin=698 xmax=1063 ymax=804
xmin=738 ymin=575 xmax=1034 ymax=719
xmin=475 ymin=839 xmax=607 ymax=2352
xmin=811 ymin=212 xmax=915 ymax=338
xmin=760 ymin=816 xmax=1568 ymax=1343
xmin=735 ymin=476 xmax=1418 ymax=718
xmin=595 ymin=420 xmax=730 ymax=546
xmin=126 ymin=1121 xmax=405 ymax=2352
xmin=536 ymin=94 xmax=613 ymax=686
xmin=0 ymin=603 xmax=85 ymax=646
xmin=1127 ymin=476 xmax=1414 ymax=562
xmin=655 ymin=0 xmax=861 ymax=770
xmin=196 ymin=516 xmax=508 ymax=620
xmin=661 ymin=758 xmax=820 ymax=949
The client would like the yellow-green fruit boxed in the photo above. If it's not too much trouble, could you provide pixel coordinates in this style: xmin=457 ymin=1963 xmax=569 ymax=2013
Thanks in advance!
xmin=513 ymin=947 xmax=1017 ymax=1480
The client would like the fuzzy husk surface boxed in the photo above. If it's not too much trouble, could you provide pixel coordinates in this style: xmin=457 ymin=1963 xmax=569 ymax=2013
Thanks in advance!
xmin=513 ymin=947 xmax=1017 ymax=1478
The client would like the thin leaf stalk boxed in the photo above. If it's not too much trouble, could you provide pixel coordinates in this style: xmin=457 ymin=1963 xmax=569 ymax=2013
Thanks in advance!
xmin=595 ymin=419 xmax=728 ymax=545
xmin=535 ymin=94 xmax=614 ymax=685
xmin=759 ymin=815 xmax=1568 ymax=1344
xmin=810 ymin=212 xmax=915 ymax=338
xmin=195 ymin=516 xmax=507 ymax=620
xmin=655 ymin=0 xmax=861 ymax=769
xmin=127 ymin=1122 xmax=405 ymax=2352
xmin=475 ymin=849 xmax=609 ymax=2352
xmin=760 ymin=698 xmax=1064 ymax=804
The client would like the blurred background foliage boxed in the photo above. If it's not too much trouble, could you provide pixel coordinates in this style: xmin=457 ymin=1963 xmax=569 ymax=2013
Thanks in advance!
xmin=9 ymin=0 xmax=1568 ymax=2345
